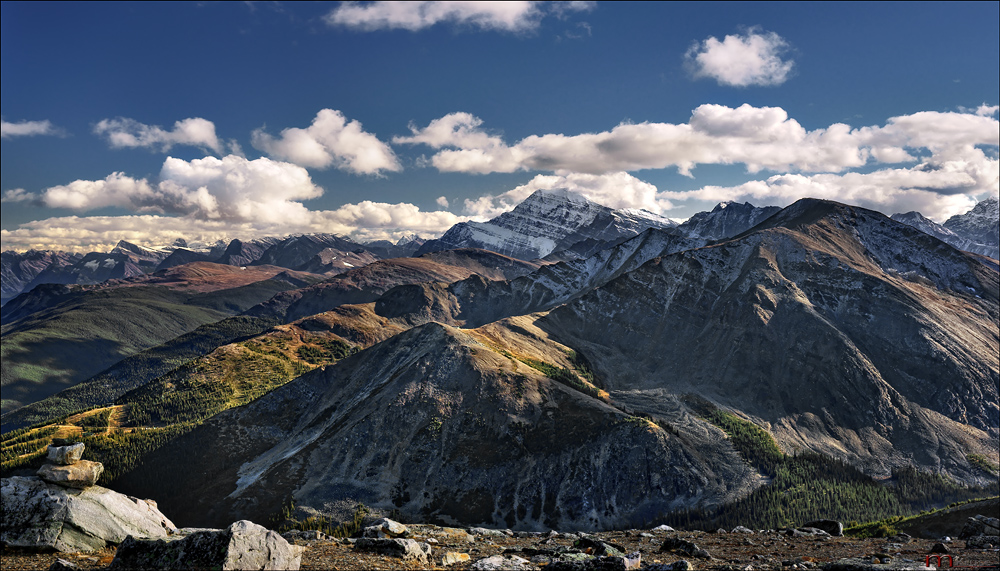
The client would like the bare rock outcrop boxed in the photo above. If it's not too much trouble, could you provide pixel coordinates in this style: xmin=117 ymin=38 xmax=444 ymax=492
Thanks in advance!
xmin=109 ymin=520 xmax=304 ymax=570
xmin=0 ymin=476 xmax=176 ymax=552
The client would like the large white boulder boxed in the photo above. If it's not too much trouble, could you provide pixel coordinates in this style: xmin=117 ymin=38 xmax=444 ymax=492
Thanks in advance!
xmin=0 ymin=476 xmax=176 ymax=552
xmin=109 ymin=520 xmax=305 ymax=570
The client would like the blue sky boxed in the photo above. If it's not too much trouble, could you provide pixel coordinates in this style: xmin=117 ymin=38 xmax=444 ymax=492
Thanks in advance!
xmin=2 ymin=1 xmax=998 ymax=252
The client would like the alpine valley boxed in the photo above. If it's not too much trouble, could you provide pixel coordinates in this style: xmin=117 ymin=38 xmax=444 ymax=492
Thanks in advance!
xmin=1 ymin=191 xmax=998 ymax=533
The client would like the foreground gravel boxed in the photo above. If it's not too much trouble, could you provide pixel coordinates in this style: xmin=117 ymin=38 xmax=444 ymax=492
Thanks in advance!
xmin=3 ymin=528 xmax=998 ymax=570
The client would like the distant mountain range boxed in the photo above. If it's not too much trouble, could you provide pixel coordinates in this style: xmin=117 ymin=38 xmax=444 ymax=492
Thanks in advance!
xmin=5 ymin=193 xmax=994 ymax=308
xmin=1 ymin=191 xmax=997 ymax=533
xmin=1 ymin=233 xmax=426 ymax=306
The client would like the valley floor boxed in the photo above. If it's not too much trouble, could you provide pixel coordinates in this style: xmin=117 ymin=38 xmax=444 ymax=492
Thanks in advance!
xmin=2 ymin=529 xmax=999 ymax=570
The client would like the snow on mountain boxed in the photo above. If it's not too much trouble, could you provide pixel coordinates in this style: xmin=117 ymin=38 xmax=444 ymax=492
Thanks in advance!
xmin=676 ymin=201 xmax=781 ymax=240
xmin=943 ymin=197 xmax=999 ymax=259
xmin=417 ymin=188 xmax=677 ymax=261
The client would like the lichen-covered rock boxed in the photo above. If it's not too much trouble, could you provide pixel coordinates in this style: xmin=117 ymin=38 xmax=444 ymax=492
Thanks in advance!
xmin=37 ymin=461 xmax=104 ymax=489
xmin=1 ymin=476 xmax=175 ymax=552
xmin=442 ymin=551 xmax=471 ymax=566
xmin=109 ymin=520 xmax=304 ymax=570
xmin=353 ymin=537 xmax=431 ymax=564
xmin=46 ymin=443 xmax=85 ymax=466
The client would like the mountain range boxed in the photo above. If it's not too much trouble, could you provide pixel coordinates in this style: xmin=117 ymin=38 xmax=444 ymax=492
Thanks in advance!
xmin=1 ymin=190 xmax=997 ymax=533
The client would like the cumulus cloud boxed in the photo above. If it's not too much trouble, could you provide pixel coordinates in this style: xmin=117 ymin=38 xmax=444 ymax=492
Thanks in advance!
xmin=397 ymin=105 xmax=1000 ymax=178
xmin=252 ymin=109 xmax=401 ymax=175
xmin=1 ymin=118 xmax=60 ymax=138
xmin=662 ymin=153 xmax=998 ymax=222
xmin=1 ymin=203 xmax=467 ymax=254
xmin=325 ymin=1 xmax=587 ymax=32
xmin=684 ymin=29 xmax=794 ymax=87
xmin=3 ymin=154 xmax=465 ymax=252
xmin=685 ymin=29 xmax=793 ymax=87
xmin=463 ymin=172 xmax=669 ymax=219
xmin=436 ymin=196 xmax=450 ymax=208
xmin=33 ymin=156 xmax=322 ymax=225
xmin=93 ymin=117 xmax=225 ymax=154
xmin=2 ymin=188 xmax=38 ymax=204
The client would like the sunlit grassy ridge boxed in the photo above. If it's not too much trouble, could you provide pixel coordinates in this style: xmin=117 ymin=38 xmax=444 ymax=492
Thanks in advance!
xmin=0 ymin=326 xmax=358 ymax=485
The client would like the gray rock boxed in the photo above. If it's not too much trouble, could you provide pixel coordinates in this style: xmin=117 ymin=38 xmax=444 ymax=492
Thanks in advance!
xmin=362 ymin=517 xmax=408 ymax=538
xmin=36 ymin=461 xmax=104 ymax=489
xmin=732 ymin=526 xmax=755 ymax=534
xmin=470 ymin=554 xmax=534 ymax=570
xmin=46 ymin=559 xmax=81 ymax=571
xmin=354 ymin=537 xmax=431 ymax=564
xmin=109 ymin=520 xmax=304 ymax=570
xmin=660 ymin=537 xmax=711 ymax=559
xmin=644 ymin=562 xmax=692 ymax=571
xmin=804 ymin=520 xmax=843 ymax=537
xmin=46 ymin=443 xmax=85 ymax=466
xmin=960 ymin=515 xmax=1000 ymax=539
xmin=651 ymin=525 xmax=676 ymax=532
xmin=1 ymin=476 xmax=175 ymax=553
xmin=964 ymin=535 xmax=999 ymax=549
xmin=470 ymin=527 xmax=509 ymax=537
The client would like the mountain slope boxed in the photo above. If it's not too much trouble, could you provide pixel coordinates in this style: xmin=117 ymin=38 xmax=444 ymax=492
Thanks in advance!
xmin=540 ymin=199 xmax=998 ymax=482
xmin=1 ymin=250 xmax=82 ymax=306
xmin=115 ymin=322 xmax=757 ymax=530
xmin=0 ymin=266 xmax=304 ymax=415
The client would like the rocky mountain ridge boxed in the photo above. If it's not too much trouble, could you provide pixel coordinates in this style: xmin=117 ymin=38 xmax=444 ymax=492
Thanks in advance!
xmin=416 ymin=188 xmax=678 ymax=261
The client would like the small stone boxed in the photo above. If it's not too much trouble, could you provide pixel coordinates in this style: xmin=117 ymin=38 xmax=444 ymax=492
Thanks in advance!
xmin=929 ymin=543 xmax=949 ymax=554
xmin=362 ymin=517 xmax=408 ymax=538
xmin=442 ymin=551 xmax=471 ymax=566
xmin=36 ymin=461 xmax=103 ymax=488
xmin=46 ymin=443 xmax=85 ymax=466
xmin=651 ymin=525 xmax=676 ymax=533
xmin=803 ymin=519 xmax=843 ymax=537
xmin=732 ymin=526 xmax=754 ymax=534
xmin=354 ymin=537 xmax=431 ymax=564
xmin=47 ymin=559 xmax=81 ymax=571
xmin=470 ymin=554 xmax=533 ymax=570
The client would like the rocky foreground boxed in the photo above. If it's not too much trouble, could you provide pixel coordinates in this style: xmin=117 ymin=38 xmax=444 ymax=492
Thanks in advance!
xmin=3 ymin=518 xmax=999 ymax=571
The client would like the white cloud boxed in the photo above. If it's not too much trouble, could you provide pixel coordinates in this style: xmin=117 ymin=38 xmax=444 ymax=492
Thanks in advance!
xmin=464 ymin=172 xmax=669 ymax=219
xmin=975 ymin=104 xmax=999 ymax=117
xmin=436 ymin=196 xmax=450 ymax=208
xmin=34 ymin=156 xmax=322 ymax=225
xmin=1 ymin=188 xmax=37 ymax=203
xmin=3 ymin=154 xmax=465 ymax=252
xmin=1 ymin=118 xmax=59 ymax=138
xmin=252 ymin=109 xmax=401 ymax=175
xmin=685 ymin=29 xmax=794 ymax=87
xmin=397 ymin=105 xmax=999 ymax=178
xmin=326 ymin=1 xmax=546 ymax=32
xmin=1 ymin=203 xmax=467 ymax=254
xmin=663 ymin=153 xmax=998 ymax=222
xmin=93 ymin=117 xmax=224 ymax=154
